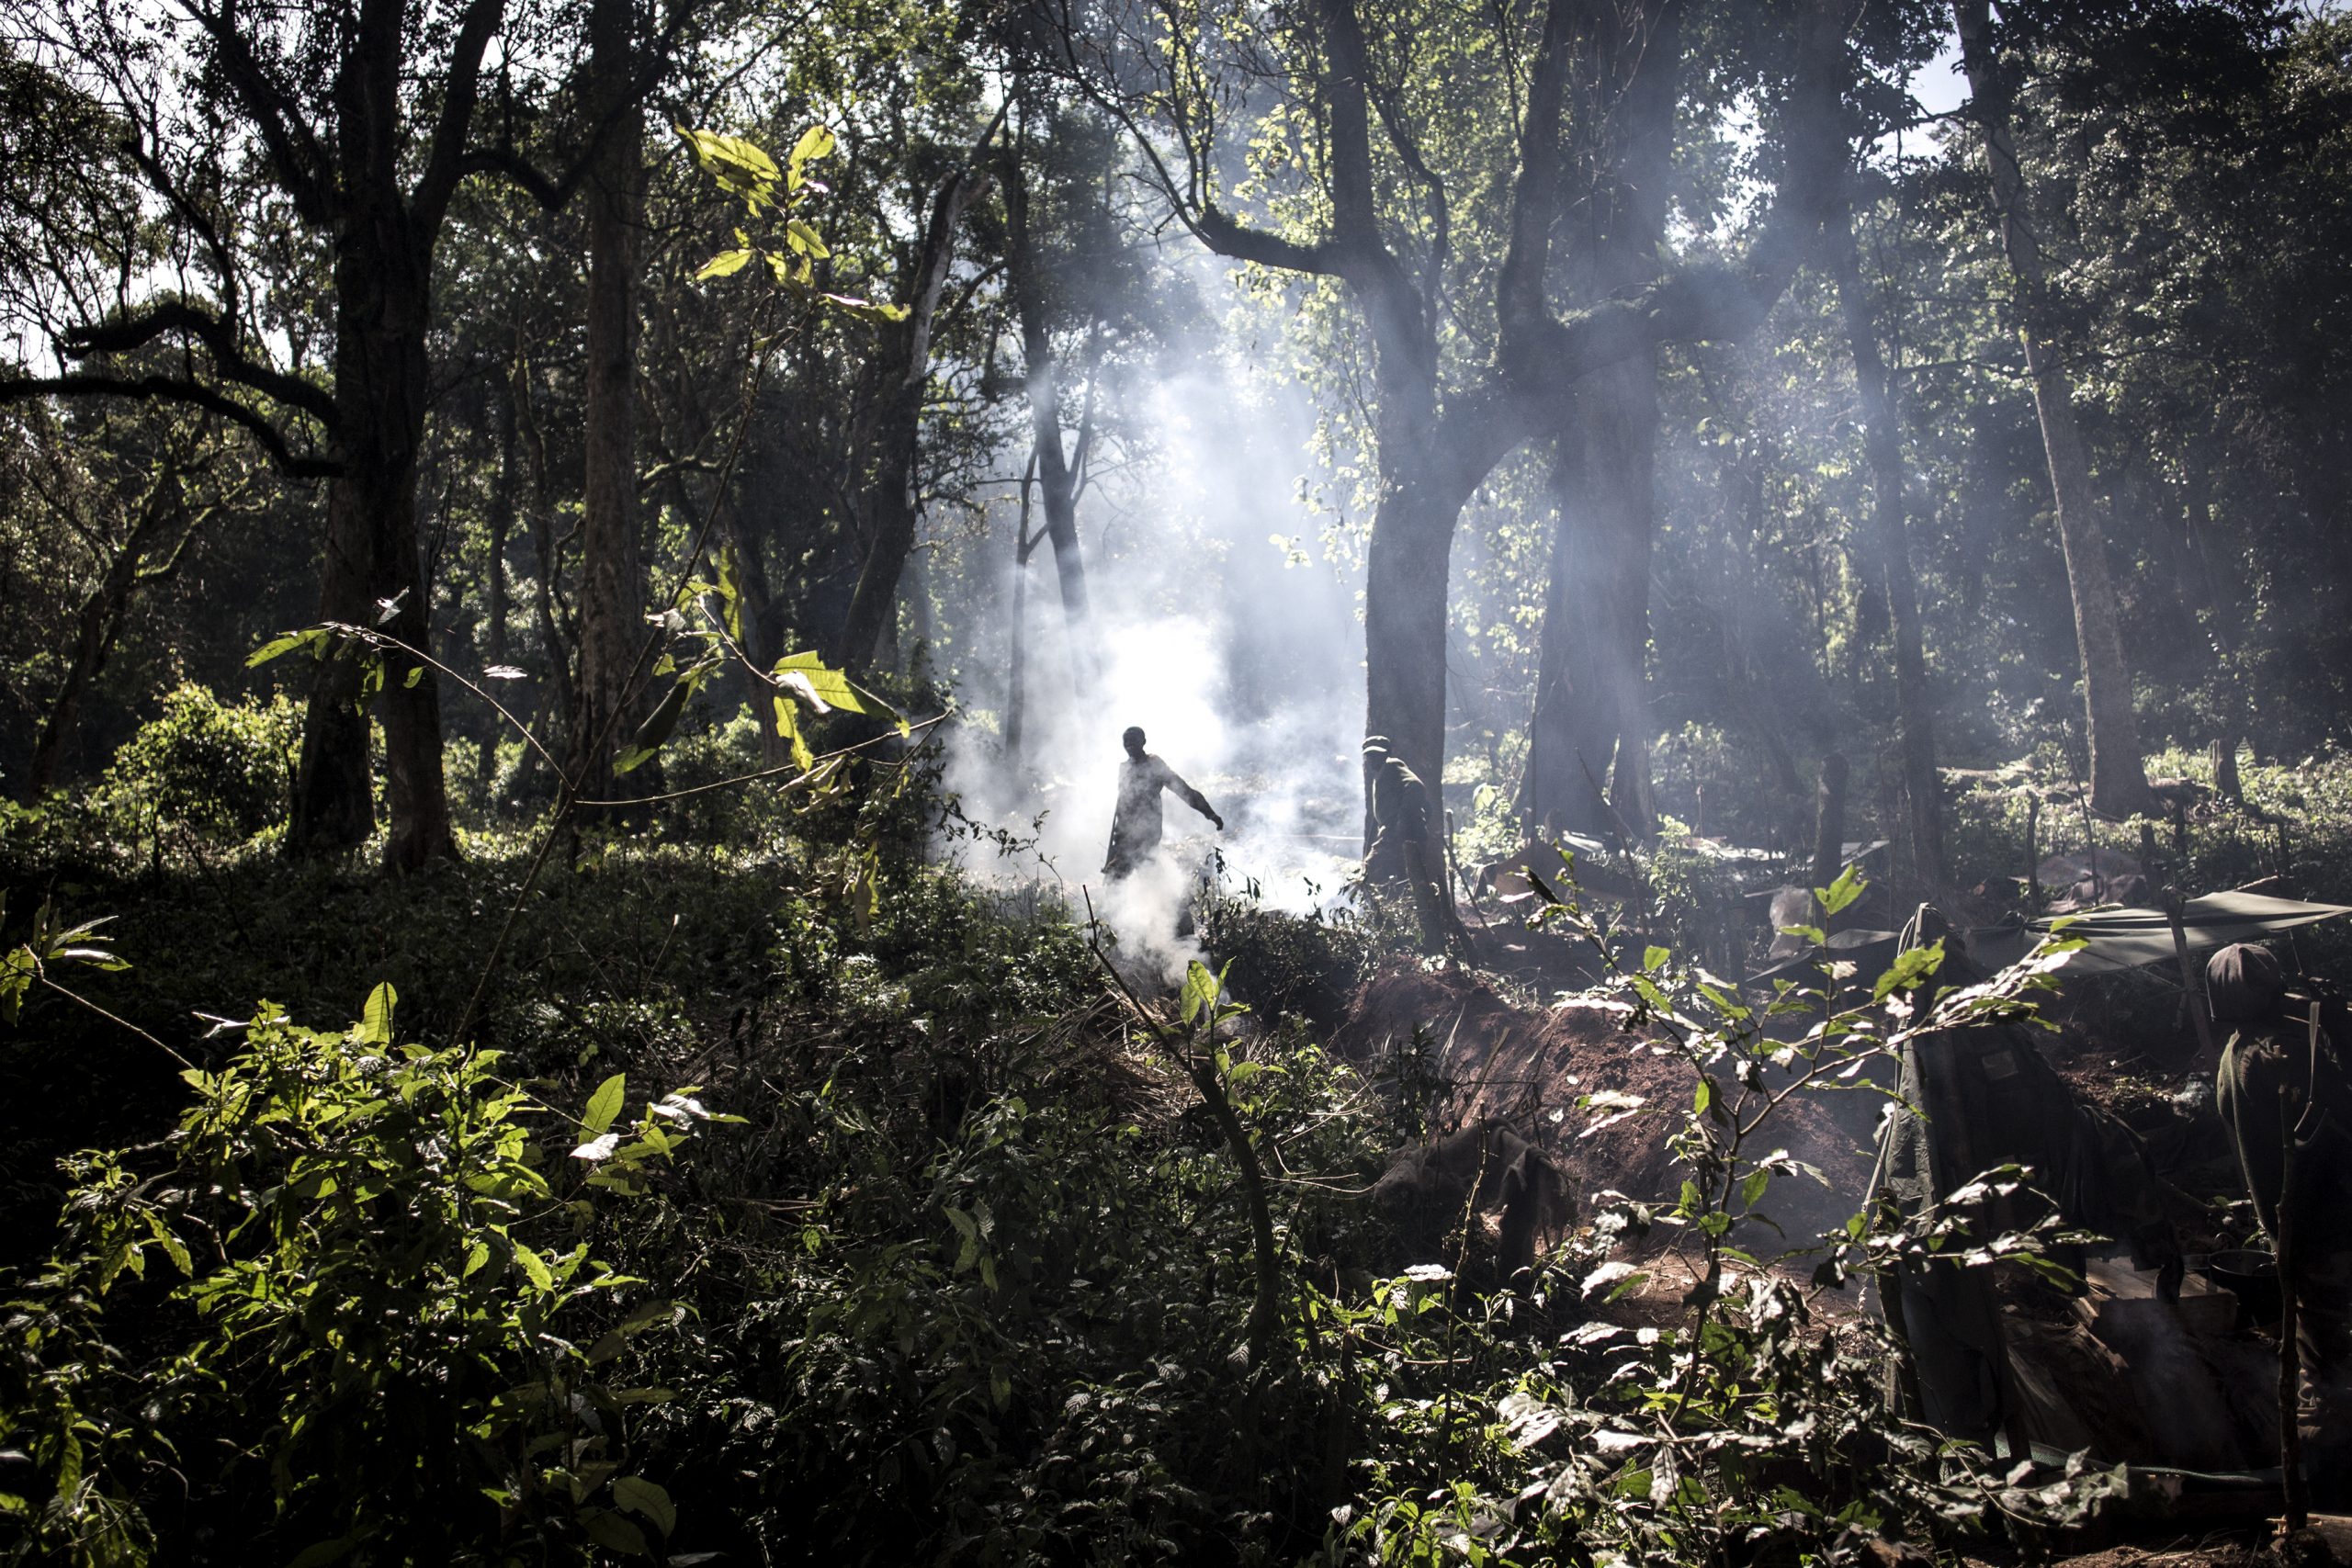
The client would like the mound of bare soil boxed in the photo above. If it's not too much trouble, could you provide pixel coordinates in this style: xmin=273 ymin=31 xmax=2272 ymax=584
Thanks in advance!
xmin=1330 ymin=961 xmax=1880 ymax=1243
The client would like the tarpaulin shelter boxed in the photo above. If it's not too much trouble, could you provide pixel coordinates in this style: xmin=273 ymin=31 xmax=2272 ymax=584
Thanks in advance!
xmin=1974 ymin=892 xmax=2352 ymax=976
xmin=1750 ymin=892 xmax=2352 ymax=987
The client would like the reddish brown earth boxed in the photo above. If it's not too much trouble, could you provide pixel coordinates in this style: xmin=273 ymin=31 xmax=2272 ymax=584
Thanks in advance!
xmin=1329 ymin=960 xmax=1882 ymax=1244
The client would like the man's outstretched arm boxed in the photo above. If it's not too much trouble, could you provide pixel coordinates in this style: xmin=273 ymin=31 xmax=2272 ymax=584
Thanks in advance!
xmin=1168 ymin=768 xmax=1223 ymax=831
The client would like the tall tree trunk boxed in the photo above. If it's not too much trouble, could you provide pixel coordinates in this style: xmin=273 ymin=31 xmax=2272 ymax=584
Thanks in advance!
xmin=1002 ymin=141 xmax=1098 ymax=693
xmin=1516 ymin=0 xmax=1679 ymax=840
xmin=288 ymin=0 xmax=501 ymax=871
xmin=1521 ymin=363 xmax=1660 ymax=838
xmin=488 ymin=384 xmax=515 ymax=674
xmin=839 ymin=165 xmax=989 ymax=671
xmin=292 ymin=263 xmax=456 ymax=869
xmin=1831 ymin=206 xmax=1945 ymax=885
xmin=1954 ymin=0 xmax=2152 ymax=817
xmin=1361 ymin=471 xmax=1459 ymax=871
xmin=568 ymin=0 xmax=648 ymax=815
xmin=1005 ymin=457 xmax=1039 ymax=767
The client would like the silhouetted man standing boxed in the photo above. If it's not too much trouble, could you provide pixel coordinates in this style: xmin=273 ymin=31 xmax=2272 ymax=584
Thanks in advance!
xmin=1104 ymin=726 xmax=1221 ymax=880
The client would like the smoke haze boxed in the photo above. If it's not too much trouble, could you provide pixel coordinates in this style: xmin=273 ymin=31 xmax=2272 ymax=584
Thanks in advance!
xmin=933 ymin=344 xmax=1368 ymax=983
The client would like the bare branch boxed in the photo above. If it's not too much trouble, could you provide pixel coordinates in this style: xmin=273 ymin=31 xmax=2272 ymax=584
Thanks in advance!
xmin=0 ymin=372 xmax=337 ymax=479
xmin=62 ymin=299 xmax=338 ymax=428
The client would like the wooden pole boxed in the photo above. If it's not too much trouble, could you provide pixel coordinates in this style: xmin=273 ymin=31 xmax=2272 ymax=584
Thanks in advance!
xmin=2278 ymin=1086 xmax=2309 ymax=1533
xmin=2161 ymin=886 xmax=2217 ymax=1062
xmin=2026 ymin=792 xmax=2041 ymax=909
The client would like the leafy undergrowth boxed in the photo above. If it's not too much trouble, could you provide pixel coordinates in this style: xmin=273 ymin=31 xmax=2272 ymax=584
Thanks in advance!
xmin=0 ymin=782 xmax=2148 ymax=1566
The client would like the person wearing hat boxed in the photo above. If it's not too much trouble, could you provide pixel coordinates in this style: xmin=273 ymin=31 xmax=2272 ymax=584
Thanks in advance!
xmin=2211 ymin=942 xmax=2352 ymax=1492
xmin=1103 ymin=726 xmax=1221 ymax=881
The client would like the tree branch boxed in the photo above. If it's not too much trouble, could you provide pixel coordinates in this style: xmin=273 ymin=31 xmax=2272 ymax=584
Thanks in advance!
xmin=176 ymin=0 xmax=335 ymax=224
xmin=1503 ymin=0 xmax=1851 ymax=400
xmin=62 ymin=299 xmax=338 ymax=428
xmin=0 ymin=373 xmax=338 ymax=479
xmin=414 ymin=0 xmax=509 ymax=233
xmin=1193 ymin=206 xmax=1347 ymax=276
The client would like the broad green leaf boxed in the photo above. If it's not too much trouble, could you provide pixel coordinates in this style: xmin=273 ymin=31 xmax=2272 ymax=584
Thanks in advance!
xmin=581 ymin=1507 xmax=650 ymax=1555
xmin=1816 ymin=863 xmax=1867 ymax=917
xmin=676 ymin=127 xmax=779 ymax=211
xmin=616 ymin=682 xmax=689 ymax=775
xmin=786 ymin=123 xmax=837 ymax=186
xmin=584 ymin=1073 xmax=627 ymax=1134
xmin=514 ymin=1244 xmax=555 ymax=1292
xmin=773 ymin=649 xmax=865 ymax=714
xmin=695 ymin=248 xmax=756 ymax=280
xmin=248 ymin=629 xmax=322 ymax=667
xmin=358 ymin=982 xmax=397 ymax=1045
xmin=1180 ymin=961 xmax=1222 ymax=1025
xmin=773 ymin=696 xmax=815 ymax=773
xmin=612 ymin=1475 xmax=676 ymax=1536
xmin=1872 ymin=939 xmax=1947 ymax=1002
xmin=786 ymin=219 xmax=831 ymax=258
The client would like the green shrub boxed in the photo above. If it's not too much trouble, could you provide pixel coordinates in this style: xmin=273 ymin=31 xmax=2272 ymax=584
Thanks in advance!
xmin=0 ymin=982 xmax=720 ymax=1566
xmin=97 ymin=683 xmax=298 ymax=841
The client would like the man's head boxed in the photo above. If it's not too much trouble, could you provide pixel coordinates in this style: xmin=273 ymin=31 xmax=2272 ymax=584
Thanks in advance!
xmin=2209 ymin=942 xmax=2287 ymax=1023
xmin=1122 ymin=726 xmax=1147 ymax=760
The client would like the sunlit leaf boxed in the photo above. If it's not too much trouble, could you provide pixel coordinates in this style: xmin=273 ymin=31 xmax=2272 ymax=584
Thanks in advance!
xmin=695 ymin=247 xmax=755 ymax=281
xmin=583 ymin=1073 xmax=627 ymax=1134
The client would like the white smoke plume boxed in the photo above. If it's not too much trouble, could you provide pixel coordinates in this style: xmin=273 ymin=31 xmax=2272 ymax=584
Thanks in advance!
xmin=931 ymin=355 xmax=1368 ymax=988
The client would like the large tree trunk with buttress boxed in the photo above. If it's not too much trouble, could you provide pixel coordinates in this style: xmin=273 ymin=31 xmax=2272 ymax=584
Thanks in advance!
xmin=1521 ymin=358 xmax=1658 ymax=839
xmin=1514 ymin=0 xmax=1678 ymax=841
xmin=288 ymin=5 xmax=482 ymax=873
xmin=567 ymin=0 xmax=649 ymax=816
xmin=1955 ymin=0 xmax=2151 ymax=817
xmin=1831 ymin=207 xmax=1946 ymax=884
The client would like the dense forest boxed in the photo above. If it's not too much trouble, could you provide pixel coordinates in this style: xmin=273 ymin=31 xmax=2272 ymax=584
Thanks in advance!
xmin=7 ymin=0 xmax=2352 ymax=1562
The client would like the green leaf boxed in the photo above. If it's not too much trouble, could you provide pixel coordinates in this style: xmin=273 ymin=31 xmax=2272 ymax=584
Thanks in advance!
xmin=786 ymin=219 xmax=831 ymax=257
xmin=248 ymin=629 xmax=323 ymax=668
xmin=786 ymin=122 xmax=837 ymax=186
xmin=1816 ymin=863 xmax=1867 ymax=917
xmin=1643 ymin=945 xmax=1670 ymax=972
xmin=584 ymin=1073 xmax=627 ymax=1134
xmin=772 ymin=649 xmax=865 ymax=714
xmin=358 ymin=982 xmax=397 ymax=1045
xmin=945 ymin=1206 xmax=980 ymax=1271
xmin=1872 ymin=939 xmax=1947 ymax=1002
xmin=616 ymin=682 xmax=690 ymax=775
xmin=1180 ymin=961 xmax=1223 ymax=1025
xmin=1740 ymin=1168 xmax=1771 ymax=1210
xmin=770 ymin=696 xmax=816 ymax=773
xmin=286 ymin=1539 xmax=355 ymax=1568
xmin=612 ymin=1475 xmax=676 ymax=1537
xmin=581 ymin=1507 xmax=650 ymax=1555
xmin=514 ymin=1244 xmax=555 ymax=1292
xmin=676 ymin=127 xmax=780 ymax=211
xmin=694 ymin=247 xmax=756 ymax=280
